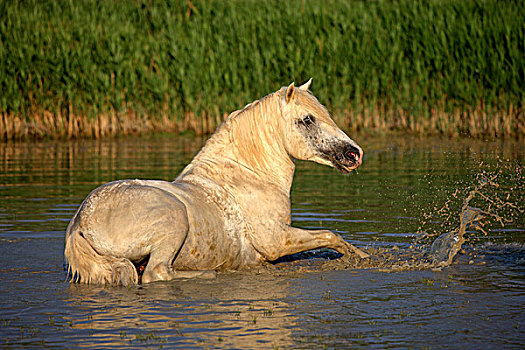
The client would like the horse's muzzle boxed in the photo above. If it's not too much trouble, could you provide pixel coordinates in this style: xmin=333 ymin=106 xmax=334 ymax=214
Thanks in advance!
xmin=324 ymin=142 xmax=363 ymax=173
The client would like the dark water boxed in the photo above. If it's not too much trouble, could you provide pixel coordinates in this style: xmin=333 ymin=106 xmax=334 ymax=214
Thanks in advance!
xmin=0 ymin=135 xmax=524 ymax=349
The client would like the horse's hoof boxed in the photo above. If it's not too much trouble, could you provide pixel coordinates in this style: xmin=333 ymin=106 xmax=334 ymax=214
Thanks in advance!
xmin=347 ymin=244 xmax=370 ymax=259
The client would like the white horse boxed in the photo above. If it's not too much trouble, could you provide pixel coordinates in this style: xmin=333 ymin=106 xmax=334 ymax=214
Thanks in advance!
xmin=64 ymin=80 xmax=368 ymax=285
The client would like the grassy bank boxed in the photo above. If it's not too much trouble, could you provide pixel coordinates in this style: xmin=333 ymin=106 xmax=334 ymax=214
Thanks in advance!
xmin=1 ymin=0 xmax=523 ymax=140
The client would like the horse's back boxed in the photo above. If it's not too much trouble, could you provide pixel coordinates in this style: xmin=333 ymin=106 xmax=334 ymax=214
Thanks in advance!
xmin=70 ymin=179 xmax=189 ymax=261
xmin=68 ymin=177 xmax=262 ymax=273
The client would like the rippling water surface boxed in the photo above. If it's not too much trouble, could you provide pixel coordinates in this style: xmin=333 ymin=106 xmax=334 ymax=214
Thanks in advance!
xmin=0 ymin=135 xmax=523 ymax=349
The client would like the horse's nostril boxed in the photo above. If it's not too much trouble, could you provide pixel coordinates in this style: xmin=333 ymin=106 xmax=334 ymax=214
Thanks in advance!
xmin=346 ymin=151 xmax=359 ymax=161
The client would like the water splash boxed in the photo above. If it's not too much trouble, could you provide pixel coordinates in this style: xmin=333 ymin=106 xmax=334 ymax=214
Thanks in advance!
xmin=266 ymin=165 xmax=524 ymax=273
xmin=428 ymin=206 xmax=485 ymax=266
xmin=420 ymin=165 xmax=524 ymax=266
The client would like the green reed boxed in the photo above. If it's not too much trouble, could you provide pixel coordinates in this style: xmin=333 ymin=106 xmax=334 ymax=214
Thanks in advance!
xmin=0 ymin=0 xmax=523 ymax=139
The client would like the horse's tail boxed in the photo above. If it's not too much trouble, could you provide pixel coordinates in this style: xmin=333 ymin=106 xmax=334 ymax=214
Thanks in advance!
xmin=64 ymin=228 xmax=138 ymax=286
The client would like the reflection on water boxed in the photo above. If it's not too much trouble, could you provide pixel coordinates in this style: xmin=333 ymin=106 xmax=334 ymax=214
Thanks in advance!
xmin=63 ymin=273 xmax=296 ymax=349
xmin=0 ymin=134 xmax=524 ymax=349
xmin=0 ymin=137 xmax=204 ymax=237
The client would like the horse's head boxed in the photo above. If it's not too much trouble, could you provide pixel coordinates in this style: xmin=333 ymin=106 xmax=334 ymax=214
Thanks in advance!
xmin=280 ymin=80 xmax=363 ymax=173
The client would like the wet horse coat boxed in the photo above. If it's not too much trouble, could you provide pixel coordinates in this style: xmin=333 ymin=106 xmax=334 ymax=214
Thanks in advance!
xmin=64 ymin=81 xmax=367 ymax=285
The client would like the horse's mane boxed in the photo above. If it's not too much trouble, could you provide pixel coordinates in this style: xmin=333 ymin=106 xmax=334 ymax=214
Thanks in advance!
xmin=179 ymin=86 xmax=329 ymax=183
xmin=225 ymin=88 xmax=286 ymax=173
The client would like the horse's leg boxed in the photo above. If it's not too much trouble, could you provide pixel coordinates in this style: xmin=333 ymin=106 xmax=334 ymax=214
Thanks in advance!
xmin=269 ymin=227 xmax=369 ymax=260
xmin=142 ymin=240 xmax=183 ymax=284
xmin=142 ymin=241 xmax=216 ymax=284
xmin=139 ymin=199 xmax=188 ymax=284
xmin=141 ymin=200 xmax=216 ymax=284
xmin=143 ymin=244 xmax=217 ymax=282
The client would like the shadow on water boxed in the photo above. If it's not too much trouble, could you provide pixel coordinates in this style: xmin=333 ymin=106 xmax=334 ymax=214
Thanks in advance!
xmin=0 ymin=134 xmax=524 ymax=349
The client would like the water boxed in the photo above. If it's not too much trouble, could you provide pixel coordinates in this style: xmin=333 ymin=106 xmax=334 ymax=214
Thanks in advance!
xmin=1 ymin=135 xmax=524 ymax=349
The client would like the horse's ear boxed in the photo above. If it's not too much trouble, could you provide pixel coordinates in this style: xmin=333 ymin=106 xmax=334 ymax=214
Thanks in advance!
xmin=285 ymin=82 xmax=295 ymax=103
xmin=299 ymin=78 xmax=312 ymax=91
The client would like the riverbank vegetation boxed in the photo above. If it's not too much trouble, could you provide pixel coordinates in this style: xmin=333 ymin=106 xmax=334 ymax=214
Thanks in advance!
xmin=1 ymin=0 xmax=523 ymax=140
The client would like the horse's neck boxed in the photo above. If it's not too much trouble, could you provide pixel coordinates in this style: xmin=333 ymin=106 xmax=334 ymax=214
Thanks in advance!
xmin=177 ymin=96 xmax=295 ymax=194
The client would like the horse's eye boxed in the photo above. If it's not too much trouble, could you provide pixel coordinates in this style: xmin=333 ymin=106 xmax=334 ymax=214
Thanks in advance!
xmin=301 ymin=114 xmax=316 ymax=127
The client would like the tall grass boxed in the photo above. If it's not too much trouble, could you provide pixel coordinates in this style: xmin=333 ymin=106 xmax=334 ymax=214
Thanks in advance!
xmin=1 ymin=0 xmax=523 ymax=139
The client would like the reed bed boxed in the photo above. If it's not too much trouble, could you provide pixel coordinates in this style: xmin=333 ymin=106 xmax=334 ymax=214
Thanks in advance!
xmin=1 ymin=0 xmax=523 ymax=140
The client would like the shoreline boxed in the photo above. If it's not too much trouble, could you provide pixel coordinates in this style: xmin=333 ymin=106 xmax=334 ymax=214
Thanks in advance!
xmin=2 ymin=106 xmax=523 ymax=141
